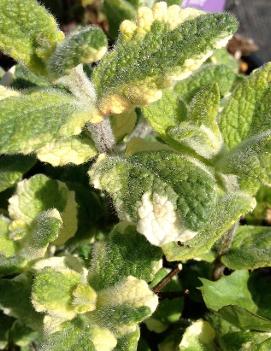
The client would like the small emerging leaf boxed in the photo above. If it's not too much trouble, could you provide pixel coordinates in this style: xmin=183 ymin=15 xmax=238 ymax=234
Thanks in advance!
xmin=48 ymin=26 xmax=108 ymax=78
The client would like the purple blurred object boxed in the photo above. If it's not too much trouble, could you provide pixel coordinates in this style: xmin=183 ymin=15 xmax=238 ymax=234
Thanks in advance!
xmin=182 ymin=0 xmax=226 ymax=12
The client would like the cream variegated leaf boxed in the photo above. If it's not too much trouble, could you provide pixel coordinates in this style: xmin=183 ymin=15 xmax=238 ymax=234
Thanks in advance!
xmin=0 ymin=0 xmax=64 ymax=75
xmin=36 ymin=135 xmax=97 ymax=167
xmin=0 ymin=90 xmax=95 ymax=156
xmin=93 ymin=2 xmax=237 ymax=115
xmin=48 ymin=26 xmax=108 ymax=78
xmin=167 ymin=84 xmax=223 ymax=159
xmin=89 ymin=151 xmax=219 ymax=247
xmin=8 ymin=174 xmax=78 ymax=246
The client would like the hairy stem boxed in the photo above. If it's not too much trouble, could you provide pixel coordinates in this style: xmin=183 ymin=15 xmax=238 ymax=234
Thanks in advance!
xmin=87 ymin=119 xmax=115 ymax=153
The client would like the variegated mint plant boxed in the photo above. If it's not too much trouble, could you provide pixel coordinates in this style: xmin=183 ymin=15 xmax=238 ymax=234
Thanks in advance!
xmin=1 ymin=0 xmax=271 ymax=350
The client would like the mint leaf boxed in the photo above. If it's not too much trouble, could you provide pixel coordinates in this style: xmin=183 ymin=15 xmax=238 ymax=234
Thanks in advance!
xmin=0 ymin=155 xmax=35 ymax=193
xmin=142 ymin=90 xmax=187 ymax=137
xmin=8 ymin=174 xmax=78 ymax=246
xmin=217 ymin=131 xmax=271 ymax=194
xmin=0 ymin=90 xmax=92 ymax=156
xmin=89 ymin=151 xmax=218 ymax=246
xmin=93 ymin=4 xmax=237 ymax=114
xmin=174 ymin=63 xmax=238 ymax=102
xmin=40 ymin=316 xmax=117 ymax=351
xmin=220 ymin=63 xmax=271 ymax=149
xmin=167 ymin=84 xmax=223 ymax=159
xmin=0 ymin=0 xmax=64 ymax=75
xmin=222 ymin=226 xmax=271 ymax=270
xmin=162 ymin=192 xmax=255 ymax=261
xmin=48 ymin=26 xmax=108 ymax=78
xmin=88 ymin=223 xmax=162 ymax=291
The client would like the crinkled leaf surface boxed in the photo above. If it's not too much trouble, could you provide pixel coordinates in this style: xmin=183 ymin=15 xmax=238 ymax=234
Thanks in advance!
xmin=167 ymin=84 xmax=223 ymax=159
xmin=93 ymin=3 xmax=237 ymax=114
xmin=174 ymin=63 xmax=238 ymax=103
xmin=8 ymin=174 xmax=78 ymax=246
xmin=0 ymin=155 xmax=35 ymax=193
xmin=0 ymin=0 xmax=64 ymax=75
xmin=162 ymin=192 xmax=255 ymax=261
xmin=217 ymin=131 xmax=271 ymax=194
xmin=32 ymin=267 xmax=95 ymax=320
xmin=90 ymin=275 xmax=158 ymax=337
xmin=142 ymin=90 xmax=187 ymax=137
xmin=0 ymin=90 xmax=92 ymax=156
xmin=88 ymin=223 xmax=162 ymax=290
xmin=219 ymin=63 xmax=271 ymax=149
xmin=48 ymin=26 xmax=108 ymax=78
xmin=89 ymin=151 xmax=219 ymax=246
xmin=40 ymin=315 xmax=117 ymax=351
xmin=222 ymin=226 xmax=271 ymax=270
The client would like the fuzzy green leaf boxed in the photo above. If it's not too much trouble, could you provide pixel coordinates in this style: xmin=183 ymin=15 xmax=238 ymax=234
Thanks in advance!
xmin=93 ymin=3 xmax=237 ymax=114
xmin=217 ymin=131 xmax=271 ymax=194
xmin=88 ymin=223 xmax=162 ymax=291
xmin=167 ymin=84 xmax=223 ymax=159
xmin=0 ymin=0 xmax=64 ymax=75
xmin=40 ymin=316 xmax=117 ymax=351
xmin=0 ymin=155 xmax=35 ymax=193
xmin=8 ymin=174 xmax=78 ymax=246
xmin=0 ymin=210 xmax=62 ymax=274
xmin=89 ymin=275 xmax=158 ymax=337
xmin=89 ymin=151 xmax=219 ymax=247
xmin=142 ymin=90 xmax=187 ymax=137
xmin=32 ymin=267 xmax=96 ymax=320
xmin=115 ymin=327 xmax=140 ymax=351
xmin=162 ymin=192 xmax=255 ymax=261
xmin=48 ymin=26 xmax=108 ymax=78
xmin=0 ymin=90 xmax=93 ymax=156
xmin=219 ymin=63 xmax=271 ymax=149
xmin=174 ymin=63 xmax=239 ymax=103
xmin=19 ymin=209 xmax=63 ymax=260
xmin=222 ymin=226 xmax=271 ymax=270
